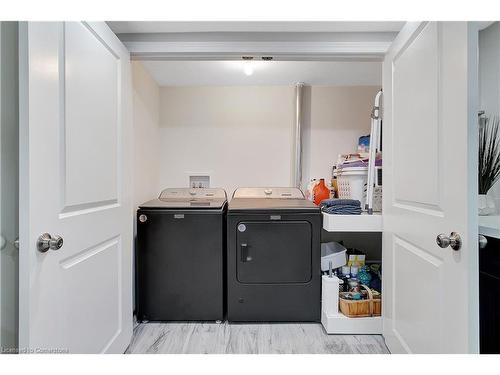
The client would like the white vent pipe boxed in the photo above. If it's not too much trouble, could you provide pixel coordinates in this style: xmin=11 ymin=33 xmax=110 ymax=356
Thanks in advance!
xmin=294 ymin=82 xmax=304 ymax=189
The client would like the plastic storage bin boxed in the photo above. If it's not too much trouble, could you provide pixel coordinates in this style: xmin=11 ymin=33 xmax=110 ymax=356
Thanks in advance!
xmin=321 ymin=242 xmax=347 ymax=271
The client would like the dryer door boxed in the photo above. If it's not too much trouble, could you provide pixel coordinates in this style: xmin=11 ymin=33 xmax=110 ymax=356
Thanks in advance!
xmin=236 ymin=221 xmax=312 ymax=283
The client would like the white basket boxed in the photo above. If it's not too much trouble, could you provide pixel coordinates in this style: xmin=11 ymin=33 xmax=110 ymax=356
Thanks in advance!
xmin=334 ymin=166 xmax=368 ymax=203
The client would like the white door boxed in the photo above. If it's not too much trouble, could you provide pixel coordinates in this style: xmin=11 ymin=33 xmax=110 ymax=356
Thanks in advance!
xmin=382 ymin=22 xmax=479 ymax=353
xmin=18 ymin=22 xmax=133 ymax=353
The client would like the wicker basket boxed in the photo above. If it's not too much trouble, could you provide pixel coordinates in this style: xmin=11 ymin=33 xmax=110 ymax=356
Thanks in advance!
xmin=339 ymin=284 xmax=381 ymax=318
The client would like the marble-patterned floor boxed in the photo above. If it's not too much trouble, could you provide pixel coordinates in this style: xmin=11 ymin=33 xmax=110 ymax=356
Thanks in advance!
xmin=126 ymin=322 xmax=390 ymax=354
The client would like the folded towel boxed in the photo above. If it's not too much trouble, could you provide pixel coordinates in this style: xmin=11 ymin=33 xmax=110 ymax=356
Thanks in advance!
xmin=322 ymin=206 xmax=362 ymax=215
xmin=320 ymin=199 xmax=361 ymax=208
xmin=320 ymin=199 xmax=362 ymax=215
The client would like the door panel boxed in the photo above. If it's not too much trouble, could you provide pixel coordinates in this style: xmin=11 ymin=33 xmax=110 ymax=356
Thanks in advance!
xmin=60 ymin=236 xmax=121 ymax=353
xmin=19 ymin=22 xmax=133 ymax=353
xmin=393 ymin=22 xmax=441 ymax=209
xmin=382 ymin=22 xmax=479 ymax=353
xmin=236 ymin=221 xmax=312 ymax=283
xmin=392 ymin=236 xmax=443 ymax=353
xmin=64 ymin=22 xmax=119 ymax=209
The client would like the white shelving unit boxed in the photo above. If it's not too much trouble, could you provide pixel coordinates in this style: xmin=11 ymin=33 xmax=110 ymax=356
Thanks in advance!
xmin=320 ymin=90 xmax=384 ymax=335
xmin=322 ymin=212 xmax=383 ymax=232
xmin=321 ymin=311 xmax=382 ymax=334
xmin=321 ymin=275 xmax=383 ymax=335
xmin=321 ymin=213 xmax=383 ymax=334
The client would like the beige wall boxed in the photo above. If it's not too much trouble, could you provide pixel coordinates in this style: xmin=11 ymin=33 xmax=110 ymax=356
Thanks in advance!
xmin=158 ymin=86 xmax=296 ymax=196
xmin=302 ymin=86 xmax=381 ymax=186
xmin=131 ymin=61 xmax=161 ymax=311
xmin=132 ymin=61 xmax=161 ymax=207
xmin=156 ymin=85 xmax=379 ymax=196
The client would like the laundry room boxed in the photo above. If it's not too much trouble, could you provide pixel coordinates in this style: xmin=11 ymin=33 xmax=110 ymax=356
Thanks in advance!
xmin=131 ymin=60 xmax=382 ymax=201
xmin=128 ymin=55 xmax=385 ymax=352
xmin=5 ymin=20 xmax=482 ymax=357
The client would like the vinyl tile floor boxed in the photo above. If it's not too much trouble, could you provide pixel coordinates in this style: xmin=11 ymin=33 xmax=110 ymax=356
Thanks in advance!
xmin=125 ymin=322 xmax=390 ymax=354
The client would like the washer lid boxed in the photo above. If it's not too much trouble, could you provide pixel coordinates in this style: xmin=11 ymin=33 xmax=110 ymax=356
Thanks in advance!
xmin=229 ymin=187 xmax=318 ymax=213
xmin=232 ymin=187 xmax=304 ymax=199
xmin=140 ymin=188 xmax=227 ymax=209
xmin=159 ymin=187 xmax=226 ymax=200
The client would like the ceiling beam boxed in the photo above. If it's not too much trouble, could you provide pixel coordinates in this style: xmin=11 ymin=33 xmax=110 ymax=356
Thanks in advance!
xmin=117 ymin=32 xmax=397 ymax=61
xmin=108 ymin=21 xmax=405 ymax=34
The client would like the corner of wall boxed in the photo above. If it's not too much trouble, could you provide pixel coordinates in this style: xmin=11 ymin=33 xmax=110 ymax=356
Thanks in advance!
xmin=131 ymin=61 xmax=161 ymax=208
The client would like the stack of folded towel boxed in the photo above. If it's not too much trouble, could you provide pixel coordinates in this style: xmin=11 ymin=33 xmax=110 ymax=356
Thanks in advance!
xmin=320 ymin=199 xmax=362 ymax=215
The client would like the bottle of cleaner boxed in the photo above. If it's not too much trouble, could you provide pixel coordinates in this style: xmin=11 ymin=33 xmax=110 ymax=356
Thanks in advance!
xmin=313 ymin=179 xmax=330 ymax=206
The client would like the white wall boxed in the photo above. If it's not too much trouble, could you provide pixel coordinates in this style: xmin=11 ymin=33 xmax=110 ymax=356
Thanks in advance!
xmin=301 ymin=86 xmax=380 ymax=187
xmin=141 ymin=61 xmax=382 ymax=87
xmin=480 ymin=22 xmax=500 ymax=117
xmin=479 ymin=22 xmax=500 ymax=210
xmin=159 ymin=86 xmax=295 ymax=196
xmin=157 ymin=85 xmax=379 ymax=196
xmin=132 ymin=61 xmax=161 ymax=206
xmin=0 ymin=21 xmax=19 ymax=351
xmin=131 ymin=61 xmax=161 ymax=312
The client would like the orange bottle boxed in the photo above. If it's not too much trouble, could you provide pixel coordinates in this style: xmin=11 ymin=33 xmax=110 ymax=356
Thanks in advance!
xmin=313 ymin=179 xmax=330 ymax=206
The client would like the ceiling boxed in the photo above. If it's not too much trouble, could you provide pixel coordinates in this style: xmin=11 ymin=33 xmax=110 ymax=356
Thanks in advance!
xmin=141 ymin=60 xmax=382 ymax=87
xmin=108 ymin=21 xmax=405 ymax=34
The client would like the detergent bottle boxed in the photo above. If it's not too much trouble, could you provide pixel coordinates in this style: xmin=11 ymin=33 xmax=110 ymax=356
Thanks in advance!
xmin=313 ymin=179 xmax=330 ymax=206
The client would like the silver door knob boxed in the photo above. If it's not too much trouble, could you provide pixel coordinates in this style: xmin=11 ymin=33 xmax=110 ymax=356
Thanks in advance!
xmin=37 ymin=233 xmax=64 ymax=253
xmin=479 ymin=235 xmax=488 ymax=249
xmin=1 ymin=236 xmax=19 ymax=251
xmin=436 ymin=232 xmax=462 ymax=251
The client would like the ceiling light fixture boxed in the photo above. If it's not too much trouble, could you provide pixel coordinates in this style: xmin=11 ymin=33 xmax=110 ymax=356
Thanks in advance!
xmin=242 ymin=56 xmax=254 ymax=76
xmin=243 ymin=62 xmax=254 ymax=76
